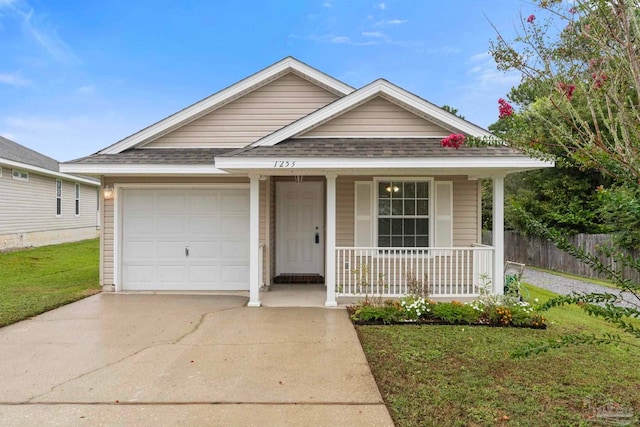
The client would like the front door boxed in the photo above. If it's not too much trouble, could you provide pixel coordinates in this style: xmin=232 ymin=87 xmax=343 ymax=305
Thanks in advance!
xmin=276 ymin=181 xmax=324 ymax=275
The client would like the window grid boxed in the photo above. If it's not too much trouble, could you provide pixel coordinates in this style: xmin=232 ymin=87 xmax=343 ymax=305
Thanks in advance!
xmin=75 ymin=184 xmax=80 ymax=215
xmin=56 ymin=180 xmax=62 ymax=216
xmin=377 ymin=181 xmax=429 ymax=248
xmin=12 ymin=169 xmax=28 ymax=181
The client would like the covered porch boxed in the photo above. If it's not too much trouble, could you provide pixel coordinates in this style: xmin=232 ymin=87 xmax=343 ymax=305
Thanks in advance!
xmin=245 ymin=171 xmax=507 ymax=307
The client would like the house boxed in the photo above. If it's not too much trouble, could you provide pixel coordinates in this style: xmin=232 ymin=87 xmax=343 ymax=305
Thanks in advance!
xmin=0 ymin=136 xmax=100 ymax=250
xmin=61 ymin=57 xmax=552 ymax=306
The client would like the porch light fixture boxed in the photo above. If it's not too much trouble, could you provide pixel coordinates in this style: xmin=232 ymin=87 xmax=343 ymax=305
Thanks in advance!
xmin=295 ymin=175 xmax=304 ymax=185
xmin=386 ymin=185 xmax=400 ymax=193
xmin=103 ymin=186 xmax=114 ymax=200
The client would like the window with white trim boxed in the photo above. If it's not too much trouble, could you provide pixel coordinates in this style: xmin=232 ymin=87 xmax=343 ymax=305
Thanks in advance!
xmin=56 ymin=180 xmax=62 ymax=216
xmin=377 ymin=180 xmax=430 ymax=247
xmin=354 ymin=178 xmax=452 ymax=249
xmin=12 ymin=169 xmax=28 ymax=181
xmin=75 ymin=184 xmax=80 ymax=215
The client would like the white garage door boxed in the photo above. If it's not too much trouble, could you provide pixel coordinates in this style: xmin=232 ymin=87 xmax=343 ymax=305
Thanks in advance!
xmin=121 ymin=188 xmax=249 ymax=291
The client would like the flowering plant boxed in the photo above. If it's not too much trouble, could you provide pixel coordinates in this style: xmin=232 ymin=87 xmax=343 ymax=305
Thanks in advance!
xmin=441 ymin=133 xmax=465 ymax=149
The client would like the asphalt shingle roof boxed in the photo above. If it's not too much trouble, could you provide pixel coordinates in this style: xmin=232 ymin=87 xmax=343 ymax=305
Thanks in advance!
xmin=0 ymin=136 xmax=60 ymax=171
xmin=66 ymin=148 xmax=235 ymax=164
xmin=222 ymin=138 xmax=526 ymax=158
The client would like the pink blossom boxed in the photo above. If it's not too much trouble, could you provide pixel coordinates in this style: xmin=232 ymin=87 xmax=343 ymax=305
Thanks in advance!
xmin=498 ymin=98 xmax=514 ymax=119
xmin=441 ymin=134 xmax=466 ymax=150
xmin=527 ymin=14 xmax=536 ymax=23
xmin=569 ymin=7 xmax=577 ymax=14
xmin=558 ymin=82 xmax=576 ymax=100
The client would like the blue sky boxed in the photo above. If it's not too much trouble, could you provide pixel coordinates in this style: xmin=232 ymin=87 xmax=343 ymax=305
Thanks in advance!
xmin=0 ymin=0 xmax=532 ymax=161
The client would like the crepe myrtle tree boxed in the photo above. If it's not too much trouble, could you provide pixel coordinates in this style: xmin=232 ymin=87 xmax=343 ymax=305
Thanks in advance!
xmin=441 ymin=0 xmax=640 ymax=355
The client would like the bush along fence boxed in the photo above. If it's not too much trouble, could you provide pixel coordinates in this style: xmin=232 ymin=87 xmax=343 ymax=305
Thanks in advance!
xmin=483 ymin=231 xmax=640 ymax=283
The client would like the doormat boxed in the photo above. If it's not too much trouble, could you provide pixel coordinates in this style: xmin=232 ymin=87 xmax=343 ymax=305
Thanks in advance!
xmin=273 ymin=274 xmax=325 ymax=284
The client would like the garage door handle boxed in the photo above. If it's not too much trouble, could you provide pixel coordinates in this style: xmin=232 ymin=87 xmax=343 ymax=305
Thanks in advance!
xmin=185 ymin=247 xmax=189 ymax=257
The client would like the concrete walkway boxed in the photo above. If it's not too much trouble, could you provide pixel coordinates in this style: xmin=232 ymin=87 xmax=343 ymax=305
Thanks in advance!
xmin=0 ymin=294 xmax=393 ymax=426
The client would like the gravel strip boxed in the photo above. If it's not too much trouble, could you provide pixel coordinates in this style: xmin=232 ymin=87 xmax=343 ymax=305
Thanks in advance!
xmin=522 ymin=268 xmax=639 ymax=308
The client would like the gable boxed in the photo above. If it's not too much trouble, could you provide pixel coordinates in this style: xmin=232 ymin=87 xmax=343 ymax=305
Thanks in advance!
xmin=297 ymin=96 xmax=451 ymax=138
xmin=144 ymin=73 xmax=341 ymax=149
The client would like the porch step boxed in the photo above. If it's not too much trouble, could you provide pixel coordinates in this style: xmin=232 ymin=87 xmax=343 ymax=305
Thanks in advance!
xmin=273 ymin=274 xmax=325 ymax=284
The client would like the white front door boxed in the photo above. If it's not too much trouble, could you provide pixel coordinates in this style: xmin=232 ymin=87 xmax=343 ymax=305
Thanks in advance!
xmin=276 ymin=181 xmax=324 ymax=275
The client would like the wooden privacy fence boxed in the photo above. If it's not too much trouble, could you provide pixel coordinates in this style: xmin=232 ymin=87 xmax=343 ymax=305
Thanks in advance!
xmin=483 ymin=231 xmax=640 ymax=283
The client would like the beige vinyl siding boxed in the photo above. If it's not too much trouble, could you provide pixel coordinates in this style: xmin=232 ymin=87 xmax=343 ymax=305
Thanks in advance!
xmin=301 ymin=96 xmax=450 ymax=137
xmin=102 ymin=176 xmax=261 ymax=287
xmin=449 ymin=177 xmax=480 ymax=247
xmin=334 ymin=175 xmax=479 ymax=248
xmin=0 ymin=170 xmax=97 ymax=235
xmin=145 ymin=73 xmax=340 ymax=149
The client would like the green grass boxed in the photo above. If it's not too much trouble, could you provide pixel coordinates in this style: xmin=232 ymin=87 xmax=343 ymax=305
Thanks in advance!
xmin=357 ymin=285 xmax=640 ymax=426
xmin=0 ymin=239 xmax=100 ymax=327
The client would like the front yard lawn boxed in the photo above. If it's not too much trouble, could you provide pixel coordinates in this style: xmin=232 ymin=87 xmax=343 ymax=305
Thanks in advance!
xmin=0 ymin=239 xmax=100 ymax=327
xmin=357 ymin=285 xmax=640 ymax=426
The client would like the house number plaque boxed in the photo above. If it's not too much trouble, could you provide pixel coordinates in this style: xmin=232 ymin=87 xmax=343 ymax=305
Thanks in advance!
xmin=273 ymin=161 xmax=296 ymax=168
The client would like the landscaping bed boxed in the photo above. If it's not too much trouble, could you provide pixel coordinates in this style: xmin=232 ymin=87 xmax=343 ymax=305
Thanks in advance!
xmin=348 ymin=293 xmax=546 ymax=329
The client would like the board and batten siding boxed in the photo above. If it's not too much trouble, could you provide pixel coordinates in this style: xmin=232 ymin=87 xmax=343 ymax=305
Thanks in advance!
xmin=145 ymin=73 xmax=341 ymax=149
xmin=300 ymin=97 xmax=450 ymax=138
xmin=335 ymin=176 xmax=480 ymax=248
xmin=0 ymin=170 xmax=98 ymax=249
xmin=101 ymin=176 xmax=266 ymax=288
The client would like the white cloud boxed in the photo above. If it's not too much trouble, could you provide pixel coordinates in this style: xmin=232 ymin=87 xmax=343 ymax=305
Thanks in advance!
xmin=77 ymin=85 xmax=95 ymax=94
xmin=322 ymin=1 xmax=331 ymax=7
xmin=362 ymin=31 xmax=385 ymax=38
xmin=0 ymin=71 xmax=30 ymax=86
xmin=0 ymin=0 xmax=79 ymax=64
xmin=374 ymin=18 xmax=407 ymax=26
xmin=376 ymin=2 xmax=387 ymax=10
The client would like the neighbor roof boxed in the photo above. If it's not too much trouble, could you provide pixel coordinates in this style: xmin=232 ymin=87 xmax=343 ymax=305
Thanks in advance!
xmin=0 ymin=135 xmax=60 ymax=171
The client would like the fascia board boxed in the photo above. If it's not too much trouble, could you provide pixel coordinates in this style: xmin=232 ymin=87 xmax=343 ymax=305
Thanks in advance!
xmin=215 ymin=156 xmax=554 ymax=170
xmin=100 ymin=57 xmax=354 ymax=155
xmin=253 ymin=80 xmax=494 ymax=147
xmin=1 ymin=157 xmax=99 ymax=185
xmin=60 ymin=164 xmax=229 ymax=176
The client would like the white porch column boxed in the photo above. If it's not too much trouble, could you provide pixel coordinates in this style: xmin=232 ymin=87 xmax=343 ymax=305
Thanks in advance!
xmin=492 ymin=175 xmax=505 ymax=295
xmin=248 ymin=174 xmax=261 ymax=307
xmin=325 ymin=173 xmax=338 ymax=307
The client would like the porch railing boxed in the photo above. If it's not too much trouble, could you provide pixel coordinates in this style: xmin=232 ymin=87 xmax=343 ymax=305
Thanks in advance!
xmin=335 ymin=245 xmax=494 ymax=298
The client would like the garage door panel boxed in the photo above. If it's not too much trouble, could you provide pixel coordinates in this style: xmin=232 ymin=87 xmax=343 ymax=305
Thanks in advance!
xmin=190 ymin=194 xmax=219 ymax=213
xmin=157 ymin=241 xmax=187 ymax=259
xmin=124 ymin=217 xmax=155 ymax=234
xmin=189 ymin=216 xmax=219 ymax=235
xmin=122 ymin=188 xmax=249 ymax=291
xmin=157 ymin=193 xmax=187 ymax=213
xmin=220 ymin=194 xmax=249 ymax=213
xmin=220 ymin=241 xmax=249 ymax=260
xmin=187 ymin=242 xmax=218 ymax=259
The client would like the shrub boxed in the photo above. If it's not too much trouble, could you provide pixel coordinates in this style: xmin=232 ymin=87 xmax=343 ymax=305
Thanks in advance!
xmin=431 ymin=302 xmax=482 ymax=324
xmin=351 ymin=304 xmax=403 ymax=324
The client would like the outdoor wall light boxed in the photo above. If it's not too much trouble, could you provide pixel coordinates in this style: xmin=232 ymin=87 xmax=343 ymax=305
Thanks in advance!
xmin=386 ymin=185 xmax=400 ymax=193
xmin=103 ymin=186 xmax=114 ymax=200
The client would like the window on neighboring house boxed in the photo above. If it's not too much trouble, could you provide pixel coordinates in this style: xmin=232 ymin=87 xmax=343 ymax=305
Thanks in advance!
xmin=12 ymin=169 xmax=28 ymax=181
xmin=56 ymin=180 xmax=62 ymax=216
xmin=75 ymin=184 xmax=80 ymax=215
xmin=377 ymin=180 xmax=430 ymax=248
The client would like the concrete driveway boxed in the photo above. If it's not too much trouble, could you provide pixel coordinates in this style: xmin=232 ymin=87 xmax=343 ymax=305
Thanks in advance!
xmin=0 ymin=294 xmax=393 ymax=426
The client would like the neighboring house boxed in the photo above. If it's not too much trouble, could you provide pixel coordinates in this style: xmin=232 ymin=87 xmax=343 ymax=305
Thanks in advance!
xmin=61 ymin=57 xmax=552 ymax=306
xmin=0 ymin=136 xmax=100 ymax=250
